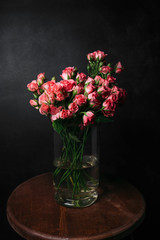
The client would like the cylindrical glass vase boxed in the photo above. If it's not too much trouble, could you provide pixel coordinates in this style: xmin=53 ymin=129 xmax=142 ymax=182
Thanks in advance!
xmin=52 ymin=124 xmax=99 ymax=208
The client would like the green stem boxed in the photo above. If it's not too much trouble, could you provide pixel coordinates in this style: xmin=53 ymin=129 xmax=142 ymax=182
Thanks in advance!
xmin=53 ymin=125 xmax=91 ymax=197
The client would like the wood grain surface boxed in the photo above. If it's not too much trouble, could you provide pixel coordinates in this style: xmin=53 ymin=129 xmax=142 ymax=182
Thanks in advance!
xmin=7 ymin=172 xmax=145 ymax=240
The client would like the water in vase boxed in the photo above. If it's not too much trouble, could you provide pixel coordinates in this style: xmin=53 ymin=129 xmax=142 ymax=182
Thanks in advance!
xmin=53 ymin=155 xmax=99 ymax=208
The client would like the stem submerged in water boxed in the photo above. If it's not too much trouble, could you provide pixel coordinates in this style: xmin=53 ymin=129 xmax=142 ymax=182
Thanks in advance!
xmin=53 ymin=126 xmax=91 ymax=197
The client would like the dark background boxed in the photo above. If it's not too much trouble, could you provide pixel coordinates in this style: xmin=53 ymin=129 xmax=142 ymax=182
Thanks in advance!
xmin=1 ymin=0 xmax=160 ymax=239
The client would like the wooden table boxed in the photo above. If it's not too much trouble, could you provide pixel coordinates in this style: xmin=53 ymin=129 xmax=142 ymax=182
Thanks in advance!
xmin=7 ymin=172 xmax=145 ymax=240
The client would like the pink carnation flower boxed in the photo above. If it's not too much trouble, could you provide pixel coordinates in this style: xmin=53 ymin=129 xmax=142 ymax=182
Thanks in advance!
xmin=87 ymin=50 xmax=107 ymax=61
xmin=115 ymin=61 xmax=123 ymax=73
xmin=94 ymin=75 xmax=105 ymax=85
xmin=37 ymin=72 xmax=45 ymax=86
xmin=60 ymin=109 xmax=71 ymax=119
xmin=107 ymin=94 xmax=119 ymax=103
xmin=37 ymin=72 xmax=45 ymax=80
xmin=87 ymin=52 xmax=95 ymax=61
xmin=90 ymin=98 xmax=101 ymax=109
xmin=61 ymin=67 xmax=76 ymax=80
xmin=102 ymin=98 xmax=116 ymax=117
xmin=73 ymin=94 xmax=87 ymax=106
xmin=68 ymin=102 xmax=79 ymax=113
xmin=88 ymin=92 xmax=101 ymax=109
xmin=88 ymin=91 xmax=98 ymax=101
xmin=76 ymin=72 xmax=87 ymax=83
xmin=118 ymin=88 xmax=127 ymax=104
xmin=107 ymin=75 xmax=116 ymax=83
xmin=45 ymin=88 xmax=55 ymax=104
xmin=85 ymin=83 xmax=95 ymax=95
xmin=52 ymin=82 xmax=63 ymax=94
xmin=111 ymin=86 xmax=127 ymax=103
xmin=27 ymin=80 xmax=38 ymax=92
xmin=29 ymin=99 xmax=38 ymax=109
xmin=85 ymin=77 xmax=95 ymax=85
xmin=50 ymin=105 xmax=62 ymax=115
xmin=50 ymin=105 xmax=62 ymax=122
xmin=73 ymin=84 xmax=84 ymax=95
xmin=52 ymin=82 xmax=67 ymax=101
xmin=60 ymin=79 xmax=76 ymax=92
xmin=38 ymin=92 xmax=49 ymax=105
xmin=100 ymin=65 xmax=112 ymax=74
xmin=94 ymin=50 xmax=107 ymax=60
xmin=83 ymin=111 xmax=95 ymax=126
xmin=97 ymin=85 xmax=111 ymax=99
xmin=39 ymin=103 xmax=50 ymax=115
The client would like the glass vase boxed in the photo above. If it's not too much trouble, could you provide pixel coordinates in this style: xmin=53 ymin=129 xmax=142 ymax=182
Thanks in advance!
xmin=52 ymin=124 xmax=99 ymax=208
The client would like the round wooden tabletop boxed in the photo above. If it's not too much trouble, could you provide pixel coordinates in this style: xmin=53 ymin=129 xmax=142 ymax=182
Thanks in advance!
xmin=7 ymin=172 xmax=145 ymax=240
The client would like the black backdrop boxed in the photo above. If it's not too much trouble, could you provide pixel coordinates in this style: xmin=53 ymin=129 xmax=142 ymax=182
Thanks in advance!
xmin=1 ymin=0 xmax=160 ymax=239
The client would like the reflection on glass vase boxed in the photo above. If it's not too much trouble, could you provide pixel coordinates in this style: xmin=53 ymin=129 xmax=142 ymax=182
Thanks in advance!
xmin=52 ymin=124 xmax=99 ymax=208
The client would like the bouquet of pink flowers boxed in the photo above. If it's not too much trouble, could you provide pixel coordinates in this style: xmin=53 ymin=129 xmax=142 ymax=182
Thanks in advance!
xmin=27 ymin=50 xmax=126 ymax=203
xmin=27 ymin=50 xmax=126 ymax=128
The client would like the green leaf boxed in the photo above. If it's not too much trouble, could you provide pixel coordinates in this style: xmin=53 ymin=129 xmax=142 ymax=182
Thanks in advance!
xmin=96 ymin=115 xmax=114 ymax=123
xmin=39 ymin=89 xmax=44 ymax=94
xmin=87 ymin=65 xmax=90 ymax=73
xmin=52 ymin=120 xmax=65 ymax=134
xmin=99 ymin=61 xmax=104 ymax=67
xmin=69 ymin=133 xmax=81 ymax=143
xmin=33 ymin=93 xmax=39 ymax=99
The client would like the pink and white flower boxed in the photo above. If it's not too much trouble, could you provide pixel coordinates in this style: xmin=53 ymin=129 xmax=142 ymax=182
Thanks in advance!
xmin=73 ymin=94 xmax=87 ymax=106
xmin=83 ymin=111 xmax=95 ymax=126
xmin=38 ymin=92 xmax=49 ymax=105
xmin=85 ymin=83 xmax=95 ymax=95
xmin=94 ymin=50 xmax=107 ymax=60
xmin=60 ymin=79 xmax=76 ymax=92
xmin=111 ymin=86 xmax=127 ymax=103
xmin=118 ymin=88 xmax=127 ymax=103
xmin=39 ymin=103 xmax=50 ymax=115
xmin=52 ymin=82 xmax=63 ymax=94
xmin=29 ymin=99 xmax=39 ymax=109
xmin=87 ymin=52 xmax=95 ymax=61
xmin=102 ymin=98 xmax=116 ymax=117
xmin=88 ymin=92 xmax=101 ymax=109
xmin=52 ymin=82 xmax=67 ymax=101
xmin=50 ymin=105 xmax=62 ymax=115
xmin=97 ymin=85 xmax=111 ymax=99
xmin=68 ymin=102 xmax=79 ymax=113
xmin=115 ymin=61 xmax=123 ymax=73
xmin=50 ymin=105 xmax=62 ymax=122
xmin=42 ymin=81 xmax=55 ymax=91
xmin=107 ymin=94 xmax=119 ymax=103
xmin=87 ymin=50 xmax=107 ymax=61
xmin=27 ymin=80 xmax=39 ymax=92
xmin=94 ymin=75 xmax=105 ymax=85
xmin=107 ymin=75 xmax=116 ymax=83
xmin=61 ymin=67 xmax=76 ymax=80
xmin=50 ymin=113 xmax=60 ymax=122
xmin=85 ymin=77 xmax=95 ymax=85
xmin=100 ymin=65 xmax=112 ymax=74
xmin=60 ymin=109 xmax=71 ymax=119
xmin=76 ymin=72 xmax=87 ymax=83
xmin=90 ymin=98 xmax=101 ymax=109
xmin=56 ymin=92 xmax=67 ymax=101
xmin=73 ymin=83 xmax=84 ymax=95
xmin=37 ymin=72 xmax=45 ymax=86
xmin=88 ymin=91 xmax=98 ymax=101
xmin=27 ymin=50 xmax=126 ymax=127
xmin=45 ymin=88 xmax=55 ymax=104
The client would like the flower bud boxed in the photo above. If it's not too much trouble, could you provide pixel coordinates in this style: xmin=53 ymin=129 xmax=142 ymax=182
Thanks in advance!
xmin=27 ymin=80 xmax=38 ymax=92
xmin=37 ymin=72 xmax=45 ymax=86
xmin=29 ymin=99 xmax=39 ymax=109
xmin=115 ymin=61 xmax=123 ymax=73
